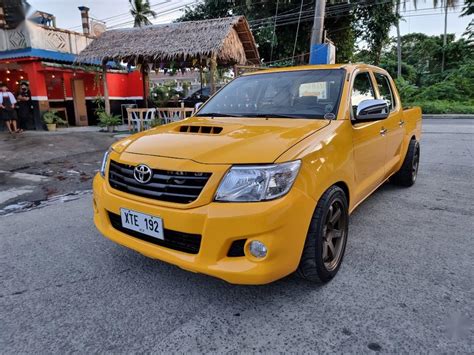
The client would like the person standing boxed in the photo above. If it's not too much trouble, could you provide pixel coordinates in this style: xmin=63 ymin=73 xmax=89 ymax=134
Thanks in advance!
xmin=0 ymin=83 xmax=21 ymax=134
xmin=16 ymin=81 xmax=33 ymax=130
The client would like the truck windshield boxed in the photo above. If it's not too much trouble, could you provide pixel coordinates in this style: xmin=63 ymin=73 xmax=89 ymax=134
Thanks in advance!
xmin=196 ymin=69 xmax=345 ymax=119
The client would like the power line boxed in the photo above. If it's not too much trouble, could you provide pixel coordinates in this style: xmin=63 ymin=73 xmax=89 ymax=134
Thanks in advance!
xmin=107 ymin=1 xmax=199 ymax=29
xmin=292 ymin=0 xmax=305 ymax=62
xmin=269 ymin=0 xmax=280 ymax=62
xmin=67 ymin=0 xmax=192 ymax=30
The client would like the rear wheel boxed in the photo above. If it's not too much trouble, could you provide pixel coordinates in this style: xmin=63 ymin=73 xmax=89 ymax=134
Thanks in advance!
xmin=391 ymin=139 xmax=420 ymax=187
xmin=297 ymin=186 xmax=349 ymax=283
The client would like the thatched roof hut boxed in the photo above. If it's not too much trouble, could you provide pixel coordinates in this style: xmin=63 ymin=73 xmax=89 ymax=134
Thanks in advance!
xmin=75 ymin=16 xmax=259 ymax=66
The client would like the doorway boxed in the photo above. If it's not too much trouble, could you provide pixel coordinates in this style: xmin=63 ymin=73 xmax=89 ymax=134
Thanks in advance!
xmin=71 ymin=79 xmax=88 ymax=126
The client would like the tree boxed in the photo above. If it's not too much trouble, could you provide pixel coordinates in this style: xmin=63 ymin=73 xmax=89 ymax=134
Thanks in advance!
xmin=129 ymin=0 xmax=157 ymax=27
xmin=177 ymin=0 xmax=357 ymax=64
xmin=461 ymin=0 xmax=473 ymax=42
xmin=381 ymin=33 xmax=473 ymax=86
xmin=355 ymin=0 xmax=398 ymax=65
xmin=461 ymin=0 xmax=474 ymax=15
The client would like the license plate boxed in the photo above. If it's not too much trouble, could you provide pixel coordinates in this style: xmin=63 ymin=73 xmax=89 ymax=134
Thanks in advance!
xmin=120 ymin=208 xmax=164 ymax=240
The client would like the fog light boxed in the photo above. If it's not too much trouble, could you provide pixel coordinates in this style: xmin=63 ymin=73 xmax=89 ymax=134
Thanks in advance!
xmin=249 ymin=240 xmax=267 ymax=258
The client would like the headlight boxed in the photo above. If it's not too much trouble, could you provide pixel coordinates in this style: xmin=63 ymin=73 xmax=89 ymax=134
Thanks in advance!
xmin=100 ymin=150 xmax=110 ymax=177
xmin=215 ymin=160 xmax=301 ymax=202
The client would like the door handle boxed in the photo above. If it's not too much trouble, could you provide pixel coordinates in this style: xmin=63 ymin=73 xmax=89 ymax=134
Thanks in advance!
xmin=399 ymin=120 xmax=405 ymax=127
xmin=380 ymin=127 xmax=387 ymax=136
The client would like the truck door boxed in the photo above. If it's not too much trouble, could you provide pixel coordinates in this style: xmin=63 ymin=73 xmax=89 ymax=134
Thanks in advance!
xmin=373 ymin=72 xmax=405 ymax=178
xmin=350 ymin=71 xmax=387 ymax=202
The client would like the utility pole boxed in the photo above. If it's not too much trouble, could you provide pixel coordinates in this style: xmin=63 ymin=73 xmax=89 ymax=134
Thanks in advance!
xmin=309 ymin=0 xmax=326 ymax=64
xmin=396 ymin=1 xmax=402 ymax=78
xmin=441 ymin=1 xmax=448 ymax=72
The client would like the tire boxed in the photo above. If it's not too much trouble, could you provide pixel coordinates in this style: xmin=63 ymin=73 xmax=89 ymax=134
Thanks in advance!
xmin=391 ymin=139 xmax=420 ymax=187
xmin=297 ymin=186 xmax=349 ymax=283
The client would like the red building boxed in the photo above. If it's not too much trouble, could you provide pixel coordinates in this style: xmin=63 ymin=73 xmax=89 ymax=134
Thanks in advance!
xmin=0 ymin=3 xmax=144 ymax=129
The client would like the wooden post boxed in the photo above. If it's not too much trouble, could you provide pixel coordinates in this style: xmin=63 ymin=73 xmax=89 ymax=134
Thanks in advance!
xmin=141 ymin=63 xmax=149 ymax=108
xmin=210 ymin=52 xmax=217 ymax=94
xmin=102 ymin=63 xmax=110 ymax=114
xmin=199 ymin=66 xmax=203 ymax=92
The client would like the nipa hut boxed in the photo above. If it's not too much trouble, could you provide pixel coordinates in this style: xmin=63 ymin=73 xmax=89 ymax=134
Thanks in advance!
xmin=76 ymin=16 xmax=259 ymax=112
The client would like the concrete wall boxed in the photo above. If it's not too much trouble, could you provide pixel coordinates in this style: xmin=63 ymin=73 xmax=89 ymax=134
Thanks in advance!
xmin=0 ymin=20 xmax=93 ymax=53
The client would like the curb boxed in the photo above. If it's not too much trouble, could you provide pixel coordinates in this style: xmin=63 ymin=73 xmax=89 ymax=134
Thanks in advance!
xmin=423 ymin=114 xmax=474 ymax=119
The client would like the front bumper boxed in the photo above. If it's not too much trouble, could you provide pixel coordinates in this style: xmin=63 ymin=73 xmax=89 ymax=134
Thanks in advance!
xmin=93 ymin=167 xmax=316 ymax=285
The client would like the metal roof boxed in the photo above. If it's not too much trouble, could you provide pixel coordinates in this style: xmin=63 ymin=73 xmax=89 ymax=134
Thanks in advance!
xmin=0 ymin=48 xmax=77 ymax=63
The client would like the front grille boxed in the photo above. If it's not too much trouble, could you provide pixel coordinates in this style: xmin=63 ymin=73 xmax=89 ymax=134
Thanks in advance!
xmin=108 ymin=212 xmax=201 ymax=254
xmin=108 ymin=160 xmax=211 ymax=204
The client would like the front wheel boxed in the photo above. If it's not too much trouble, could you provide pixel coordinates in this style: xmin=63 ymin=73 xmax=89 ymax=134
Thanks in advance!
xmin=297 ymin=186 xmax=349 ymax=283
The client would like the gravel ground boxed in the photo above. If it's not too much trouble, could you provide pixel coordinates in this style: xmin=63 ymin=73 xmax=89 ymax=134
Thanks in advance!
xmin=0 ymin=119 xmax=472 ymax=353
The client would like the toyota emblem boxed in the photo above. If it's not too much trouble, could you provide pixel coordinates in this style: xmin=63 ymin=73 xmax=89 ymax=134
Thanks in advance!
xmin=133 ymin=164 xmax=153 ymax=184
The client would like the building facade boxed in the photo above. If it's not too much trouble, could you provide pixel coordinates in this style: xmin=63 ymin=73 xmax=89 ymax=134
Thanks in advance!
xmin=0 ymin=3 xmax=143 ymax=129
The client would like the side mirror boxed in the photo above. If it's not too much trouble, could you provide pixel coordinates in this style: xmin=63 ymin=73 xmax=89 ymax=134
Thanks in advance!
xmin=356 ymin=99 xmax=389 ymax=121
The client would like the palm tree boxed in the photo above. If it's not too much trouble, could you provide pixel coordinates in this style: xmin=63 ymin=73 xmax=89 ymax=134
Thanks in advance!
xmin=129 ymin=0 xmax=157 ymax=27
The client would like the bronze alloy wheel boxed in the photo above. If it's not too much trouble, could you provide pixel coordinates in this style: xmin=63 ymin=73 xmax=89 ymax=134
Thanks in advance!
xmin=297 ymin=185 xmax=349 ymax=283
xmin=322 ymin=199 xmax=348 ymax=272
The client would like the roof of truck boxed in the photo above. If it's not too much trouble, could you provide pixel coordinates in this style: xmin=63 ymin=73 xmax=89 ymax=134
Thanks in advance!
xmin=244 ymin=63 xmax=383 ymax=76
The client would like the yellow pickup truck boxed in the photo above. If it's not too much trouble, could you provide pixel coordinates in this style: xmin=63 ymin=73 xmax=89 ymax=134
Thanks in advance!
xmin=93 ymin=64 xmax=422 ymax=285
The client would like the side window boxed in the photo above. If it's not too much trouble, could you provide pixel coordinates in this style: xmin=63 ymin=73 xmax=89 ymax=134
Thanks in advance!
xmin=374 ymin=73 xmax=395 ymax=111
xmin=351 ymin=72 xmax=375 ymax=117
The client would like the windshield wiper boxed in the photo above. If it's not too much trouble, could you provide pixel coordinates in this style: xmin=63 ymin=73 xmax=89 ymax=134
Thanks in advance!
xmin=252 ymin=114 xmax=302 ymax=119
xmin=195 ymin=113 xmax=243 ymax=117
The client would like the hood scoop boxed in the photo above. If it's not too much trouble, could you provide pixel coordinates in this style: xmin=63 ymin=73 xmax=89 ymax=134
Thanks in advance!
xmin=178 ymin=125 xmax=223 ymax=134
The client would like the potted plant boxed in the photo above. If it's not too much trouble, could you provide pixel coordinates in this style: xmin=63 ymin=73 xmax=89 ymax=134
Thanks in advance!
xmin=43 ymin=110 xmax=67 ymax=131
xmin=98 ymin=111 xmax=122 ymax=132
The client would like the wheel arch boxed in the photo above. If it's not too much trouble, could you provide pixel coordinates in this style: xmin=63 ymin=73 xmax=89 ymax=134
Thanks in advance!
xmin=333 ymin=181 xmax=350 ymax=207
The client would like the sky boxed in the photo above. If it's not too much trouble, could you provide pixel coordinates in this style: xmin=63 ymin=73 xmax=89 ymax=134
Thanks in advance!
xmin=28 ymin=0 xmax=472 ymax=39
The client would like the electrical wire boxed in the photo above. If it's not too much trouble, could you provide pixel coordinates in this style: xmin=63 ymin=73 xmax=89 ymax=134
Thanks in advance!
xmin=291 ymin=0 xmax=305 ymax=63
xmin=269 ymin=0 xmax=280 ymax=62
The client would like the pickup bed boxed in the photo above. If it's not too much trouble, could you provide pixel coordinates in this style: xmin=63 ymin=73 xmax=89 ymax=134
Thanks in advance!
xmin=93 ymin=64 xmax=422 ymax=285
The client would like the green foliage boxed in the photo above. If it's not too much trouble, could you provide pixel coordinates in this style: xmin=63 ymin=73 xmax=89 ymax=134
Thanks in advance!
xmin=383 ymin=33 xmax=473 ymax=84
xmin=42 ymin=110 xmax=67 ymax=125
xmin=461 ymin=0 xmax=474 ymax=16
xmin=150 ymin=82 xmax=182 ymax=107
xmin=177 ymin=1 xmax=356 ymax=64
xmin=396 ymin=61 xmax=474 ymax=114
xmin=381 ymin=60 xmax=417 ymax=83
xmin=410 ymin=100 xmax=474 ymax=114
xmin=150 ymin=117 xmax=162 ymax=128
xmin=129 ymin=0 xmax=157 ymax=27
xmin=394 ymin=78 xmax=419 ymax=103
xmin=354 ymin=0 xmax=398 ymax=65
xmin=97 ymin=111 xmax=122 ymax=127
xmin=93 ymin=96 xmax=105 ymax=117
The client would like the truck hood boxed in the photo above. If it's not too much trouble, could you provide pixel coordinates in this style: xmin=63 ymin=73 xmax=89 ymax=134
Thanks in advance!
xmin=120 ymin=117 xmax=330 ymax=164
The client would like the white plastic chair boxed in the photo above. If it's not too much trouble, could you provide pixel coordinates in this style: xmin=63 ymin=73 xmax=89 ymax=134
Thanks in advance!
xmin=157 ymin=108 xmax=195 ymax=125
xmin=157 ymin=108 xmax=183 ymax=125
xmin=128 ymin=110 xmax=141 ymax=132
xmin=142 ymin=109 xmax=156 ymax=130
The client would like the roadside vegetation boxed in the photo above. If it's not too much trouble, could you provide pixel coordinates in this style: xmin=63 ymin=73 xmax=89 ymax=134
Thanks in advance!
xmin=176 ymin=0 xmax=473 ymax=114
xmin=360 ymin=33 xmax=474 ymax=114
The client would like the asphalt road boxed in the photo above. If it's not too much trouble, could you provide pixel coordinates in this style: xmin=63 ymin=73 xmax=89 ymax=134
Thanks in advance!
xmin=1 ymin=119 xmax=473 ymax=353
